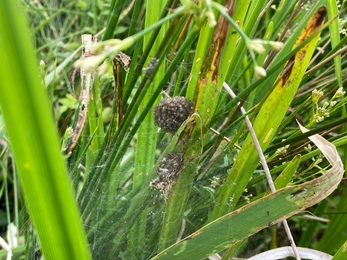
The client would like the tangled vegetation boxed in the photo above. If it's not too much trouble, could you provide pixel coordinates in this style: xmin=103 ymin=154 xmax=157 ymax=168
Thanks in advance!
xmin=0 ymin=0 xmax=347 ymax=259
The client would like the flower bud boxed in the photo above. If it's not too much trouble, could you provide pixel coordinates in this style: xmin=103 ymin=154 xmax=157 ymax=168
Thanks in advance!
xmin=247 ymin=39 xmax=266 ymax=54
xmin=254 ymin=65 xmax=267 ymax=78
xmin=270 ymin=41 xmax=284 ymax=51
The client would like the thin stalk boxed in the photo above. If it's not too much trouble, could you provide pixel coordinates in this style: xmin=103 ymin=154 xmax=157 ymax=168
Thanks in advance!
xmin=223 ymin=82 xmax=301 ymax=260
xmin=102 ymin=0 xmax=127 ymax=40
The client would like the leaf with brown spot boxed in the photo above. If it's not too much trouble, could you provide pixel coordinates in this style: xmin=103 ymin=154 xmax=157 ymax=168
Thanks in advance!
xmin=210 ymin=6 xmax=327 ymax=220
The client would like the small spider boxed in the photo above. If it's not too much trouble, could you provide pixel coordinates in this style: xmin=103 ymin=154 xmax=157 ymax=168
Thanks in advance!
xmin=143 ymin=57 xmax=158 ymax=78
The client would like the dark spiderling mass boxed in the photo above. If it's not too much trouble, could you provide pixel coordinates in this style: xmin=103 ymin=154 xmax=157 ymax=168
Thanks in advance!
xmin=154 ymin=96 xmax=193 ymax=133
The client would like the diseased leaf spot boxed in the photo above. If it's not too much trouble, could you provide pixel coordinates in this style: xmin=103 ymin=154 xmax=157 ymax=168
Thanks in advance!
xmin=315 ymin=7 xmax=327 ymax=27
xmin=280 ymin=55 xmax=295 ymax=87
xmin=290 ymin=189 xmax=307 ymax=199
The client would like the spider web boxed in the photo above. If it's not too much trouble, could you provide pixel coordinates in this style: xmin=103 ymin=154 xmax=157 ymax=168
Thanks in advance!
xmin=63 ymin=57 xmax=309 ymax=259
xmin=62 ymin=55 xmax=299 ymax=260
xmin=64 ymin=59 xmax=238 ymax=259
xmin=0 ymin=55 xmax=319 ymax=260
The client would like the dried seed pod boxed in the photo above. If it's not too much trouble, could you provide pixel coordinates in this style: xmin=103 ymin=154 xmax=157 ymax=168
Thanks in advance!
xmin=150 ymin=152 xmax=184 ymax=198
xmin=154 ymin=96 xmax=193 ymax=133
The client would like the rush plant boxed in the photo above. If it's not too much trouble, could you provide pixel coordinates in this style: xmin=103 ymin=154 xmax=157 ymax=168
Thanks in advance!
xmin=0 ymin=0 xmax=347 ymax=259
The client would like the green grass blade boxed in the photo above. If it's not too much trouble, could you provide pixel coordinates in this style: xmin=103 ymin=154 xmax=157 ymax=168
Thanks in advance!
xmin=128 ymin=0 xmax=169 ymax=257
xmin=225 ymin=0 xmax=267 ymax=84
xmin=210 ymin=6 xmax=327 ymax=220
xmin=327 ymin=0 xmax=342 ymax=87
xmin=0 ymin=1 xmax=91 ymax=259
xmin=317 ymin=191 xmax=347 ymax=253
xmin=102 ymin=0 xmax=127 ymax=41
xmin=331 ymin=240 xmax=347 ymax=260
xmin=273 ymin=154 xmax=301 ymax=191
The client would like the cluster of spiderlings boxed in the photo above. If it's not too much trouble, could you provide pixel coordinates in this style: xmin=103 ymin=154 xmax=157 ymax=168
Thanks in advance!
xmin=150 ymin=152 xmax=184 ymax=197
xmin=154 ymin=96 xmax=193 ymax=133
xmin=156 ymin=152 xmax=184 ymax=181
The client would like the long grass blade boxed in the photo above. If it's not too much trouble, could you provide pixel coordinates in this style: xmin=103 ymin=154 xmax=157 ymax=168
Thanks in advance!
xmin=0 ymin=1 xmax=91 ymax=259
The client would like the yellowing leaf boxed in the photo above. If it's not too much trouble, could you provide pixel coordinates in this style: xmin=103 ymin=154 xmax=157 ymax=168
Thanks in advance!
xmin=211 ymin=6 xmax=327 ymax=219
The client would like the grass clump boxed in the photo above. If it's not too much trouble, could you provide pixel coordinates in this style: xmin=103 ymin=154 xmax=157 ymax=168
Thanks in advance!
xmin=0 ymin=0 xmax=347 ymax=259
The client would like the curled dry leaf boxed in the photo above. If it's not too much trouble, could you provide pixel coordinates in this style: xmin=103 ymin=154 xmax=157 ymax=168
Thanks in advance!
xmin=273 ymin=122 xmax=344 ymax=224
xmin=248 ymin=246 xmax=332 ymax=260
xmin=298 ymin=122 xmax=341 ymax=166
xmin=297 ymin=121 xmax=344 ymax=199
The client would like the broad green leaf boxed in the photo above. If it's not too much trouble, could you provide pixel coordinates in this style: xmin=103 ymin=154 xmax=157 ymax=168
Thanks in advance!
xmin=0 ymin=1 xmax=91 ymax=259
